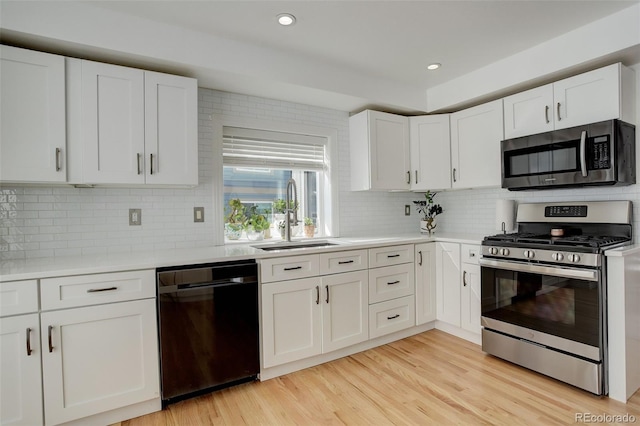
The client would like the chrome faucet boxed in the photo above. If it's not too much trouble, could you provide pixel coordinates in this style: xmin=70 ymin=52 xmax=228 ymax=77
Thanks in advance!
xmin=284 ymin=178 xmax=299 ymax=242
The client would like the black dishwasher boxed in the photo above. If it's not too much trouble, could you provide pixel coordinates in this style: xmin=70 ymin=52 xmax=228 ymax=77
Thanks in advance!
xmin=157 ymin=260 xmax=259 ymax=406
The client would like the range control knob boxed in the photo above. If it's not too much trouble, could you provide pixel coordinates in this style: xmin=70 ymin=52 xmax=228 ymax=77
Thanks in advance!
xmin=500 ymin=248 xmax=510 ymax=256
xmin=523 ymin=250 xmax=535 ymax=259
xmin=568 ymin=254 xmax=581 ymax=263
xmin=551 ymin=252 xmax=564 ymax=261
xmin=490 ymin=247 xmax=499 ymax=255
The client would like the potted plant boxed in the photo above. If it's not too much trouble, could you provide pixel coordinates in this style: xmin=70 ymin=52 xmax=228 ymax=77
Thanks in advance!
xmin=245 ymin=206 xmax=270 ymax=241
xmin=413 ymin=190 xmax=443 ymax=236
xmin=224 ymin=198 xmax=246 ymax=240
xmin=303 ymin=217 xmax=315 ymax=238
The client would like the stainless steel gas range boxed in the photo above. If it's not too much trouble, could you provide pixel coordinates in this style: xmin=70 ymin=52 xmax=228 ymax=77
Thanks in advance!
xmin=479 ymin=200 xmax=633 ymax=395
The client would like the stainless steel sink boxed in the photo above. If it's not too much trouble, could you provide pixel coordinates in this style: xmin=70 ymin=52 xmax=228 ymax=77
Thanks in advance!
xmin=252 ymin=240 xmax=339 ymax=251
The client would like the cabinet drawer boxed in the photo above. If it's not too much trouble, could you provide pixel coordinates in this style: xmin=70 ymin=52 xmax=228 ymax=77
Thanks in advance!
xmin=0 ymin=280 xmax=39 ymax=317
xmin=40 ymin=270 xmax=155 ymax=310
xmin=259 ymin=255 xmax=320 ymax=283
xmin=461 ymin=244 xmax=480 ymax=265
xmin=369 ymin=295 xmax=415 ymax=338
xmin=368 ymin=263 xmax=414 ymax=304
xmin=368 ymin=244 xmax=414 ymax=268
xmin=319 ymin=249 xmax=368 ymax=275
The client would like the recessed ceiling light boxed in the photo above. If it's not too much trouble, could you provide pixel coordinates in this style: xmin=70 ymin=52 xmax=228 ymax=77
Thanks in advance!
xmin=277 ymin=13 xmax=296 ymax=26
xmin=427 ymin=63 xmax=441 ymax=71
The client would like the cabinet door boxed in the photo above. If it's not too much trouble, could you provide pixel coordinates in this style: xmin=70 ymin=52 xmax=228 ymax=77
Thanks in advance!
xmin=435 ymin=242 xmax=461 ymax=326
xmin=144 ymin=71 xmax=198 ymax=185
xmin=553 ymin=63 xmax=620 ymax=130
xmin=503 ymin=85 xmax=554 ymax=139
xmin=40 ymin=299 xmax=159 ymax=425
xmin=261 ymin=278 xmax=322 ymax=368
xmin=461 ymin=264 xmax=481 ymax=335
xmin=409 ymin=115 xmax=451 ymax=190
xmin=0 ymin=314 xmax=43 ymax=426
xmin=321 ymin=271 xmax=368 ymax=353
xmin=415 ymin=243 xmax=436 ymax=325
xmin=450 ymin=99 xmax=503 ymax=189
xmin=0 ymin=46 xmax=66 ymax=183
xmin=82 ymin=60 xmax=145 ymax=184
xmin=369 ymin=111 xmax=410 ymax=190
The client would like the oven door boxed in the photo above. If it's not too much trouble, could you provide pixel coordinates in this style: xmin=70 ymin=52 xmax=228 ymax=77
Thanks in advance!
xmin=479 ymin=258 xmax=604 ymax=362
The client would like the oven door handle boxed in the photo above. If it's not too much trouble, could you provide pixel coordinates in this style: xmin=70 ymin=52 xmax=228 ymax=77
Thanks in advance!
xmin=478 ymin=258 xmax=598 ymax=281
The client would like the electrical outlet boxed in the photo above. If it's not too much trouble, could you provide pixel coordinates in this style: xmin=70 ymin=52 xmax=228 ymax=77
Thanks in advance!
xmin=405 ymin=205 xmax=411 ymax=216
xmin=194 ymin=207 xmax=204 ymax=222
xmin=129 ymin=209 xmax=142 ymax=226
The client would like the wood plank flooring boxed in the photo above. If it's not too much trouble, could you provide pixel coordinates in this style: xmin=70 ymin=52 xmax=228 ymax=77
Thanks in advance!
xmin=117 ymin=330 xmax=640 ymax=425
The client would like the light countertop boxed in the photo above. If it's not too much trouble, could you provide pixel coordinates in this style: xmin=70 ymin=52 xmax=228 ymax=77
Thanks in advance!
xmin=1 ymin=233 xmax=485 ymax=282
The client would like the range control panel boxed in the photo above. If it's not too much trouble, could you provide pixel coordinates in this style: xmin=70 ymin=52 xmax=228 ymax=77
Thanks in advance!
xmin=545 ymin=205 xmax=588 ymax=218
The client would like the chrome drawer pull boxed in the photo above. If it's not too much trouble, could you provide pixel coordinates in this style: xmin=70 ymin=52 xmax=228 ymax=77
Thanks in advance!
xmin=26 ymin=327 xmax=32 ymax=356
xmin=283 ymin=266 xmax=302 ymax=271
xmin=387 ymin=280 xmax=400 ymax=285
xmin=387 ymin=254 xmax=400 ymax=258
xmin=387 ymin=314 xmax=400 ymax=320
xmin=87 ymin=286 xmax=118 ymax=293
xmin=338 ymin=260 xmax=354 ymax=265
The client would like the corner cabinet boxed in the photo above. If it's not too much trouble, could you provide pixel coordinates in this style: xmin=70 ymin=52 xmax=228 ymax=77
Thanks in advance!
xmin=409 ymin=115 xmax=451 ymax=191
xmin=503 ymin=63 xmax=636 ymax=139
xmin=80 ymin=60 xmax=198 ymax=186
xmin=450 ymin=99 xmax=503 ymax=189
xmin=0 ymin=46 xmax=67 ymax=183
xmin=349 ymin=110 xmax=410 ymax=191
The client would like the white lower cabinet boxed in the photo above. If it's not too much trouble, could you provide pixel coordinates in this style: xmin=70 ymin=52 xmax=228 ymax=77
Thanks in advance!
xmin=0 ymin=314 xmax=43 ymax=426
xmin=40 ymin=299 xmax=159 ymax=425
xmin=436 ymin=242 xmax=482 ymax=338
xmin=415 ymin=243 xmax=436 ymax=325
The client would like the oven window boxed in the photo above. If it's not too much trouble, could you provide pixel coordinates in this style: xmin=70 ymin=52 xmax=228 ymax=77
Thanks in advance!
xmin=506 ymin=144 xmax=579 ymax=177
xmin=482 ymin=269 xmax=600 ymax=347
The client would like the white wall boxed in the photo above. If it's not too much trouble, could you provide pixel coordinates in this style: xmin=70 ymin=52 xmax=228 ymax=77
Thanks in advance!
xmin=0 ymin=89 xmax=418 ymax=260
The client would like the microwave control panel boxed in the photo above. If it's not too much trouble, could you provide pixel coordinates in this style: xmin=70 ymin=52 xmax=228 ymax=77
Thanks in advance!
xmin=589 ymin=135 xmax=611 ymax=170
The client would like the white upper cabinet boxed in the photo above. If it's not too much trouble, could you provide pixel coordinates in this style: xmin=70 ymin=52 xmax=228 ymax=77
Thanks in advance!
xmin=81 ymin=60 xmax=198 ymax=186
xmin=144 ymin=71 xmax=198 ymax=185
xmin=81 ymin=60 xmax=145 ymax=184
xmin=0 ymin=46 xmax=66 ymax=183
xmin=504 ymin=63 xmax=635 ymax=139
xmin=349 ymin=110 xmax=410 ymax=191
xmin=409 ymin=115 xmax=451 ymax=191
xmin=450 ymin=99 xmax=503 ymax=189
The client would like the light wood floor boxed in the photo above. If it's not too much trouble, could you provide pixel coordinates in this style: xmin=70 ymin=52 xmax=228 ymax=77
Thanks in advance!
xmin=117 ymin=330 xmax=640 ymax=425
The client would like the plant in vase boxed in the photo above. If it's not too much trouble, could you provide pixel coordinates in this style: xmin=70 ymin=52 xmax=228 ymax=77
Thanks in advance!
xmin=224 ymin=198 xmax=246 ymax=240
xmin=413 ymin=190 xmax=443 ymax=236
xmin=303 ymin=217 xmax=315 ymax=238
xmin=246 ymin=206 xmax=270 ymax=241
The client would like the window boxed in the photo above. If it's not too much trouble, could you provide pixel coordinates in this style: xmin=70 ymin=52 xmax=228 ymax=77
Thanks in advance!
xmin=221 ymin=126 xmax=332 ymax=243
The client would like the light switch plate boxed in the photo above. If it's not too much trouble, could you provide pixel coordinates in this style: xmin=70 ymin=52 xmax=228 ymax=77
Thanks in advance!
xmin=405 ymin=205 xmax=411 ymax=216
xmin=194 ymin=207 xmax=204 ymax=222
xmin=129 ymin=209 xmax=142 ymax=226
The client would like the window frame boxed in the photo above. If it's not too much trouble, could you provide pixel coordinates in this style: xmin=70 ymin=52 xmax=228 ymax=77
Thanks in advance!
xmin=212 ymin=116 xmax=339 ymax=245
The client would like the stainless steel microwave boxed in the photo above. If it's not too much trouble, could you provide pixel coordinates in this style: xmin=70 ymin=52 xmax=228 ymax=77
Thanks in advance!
xmin=501 ymin=119 xmax=636 ymax=190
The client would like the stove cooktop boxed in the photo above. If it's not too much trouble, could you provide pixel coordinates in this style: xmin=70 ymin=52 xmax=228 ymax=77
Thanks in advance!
xmin=483 ymin=233 xmax=631 ymax=249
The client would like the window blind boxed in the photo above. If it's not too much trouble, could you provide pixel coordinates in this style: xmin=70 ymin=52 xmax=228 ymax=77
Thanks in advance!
xmin=223 ymin=127 xmax=326 ymax=170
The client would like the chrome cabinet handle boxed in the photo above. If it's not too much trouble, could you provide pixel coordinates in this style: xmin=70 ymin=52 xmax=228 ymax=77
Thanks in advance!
xmin=545 ymin=105 xmax=550 ymax=124
xmin=26 ymin=327 xmax=32 ymax=356
xmin=463 ymin=271 xmax=468 ymax=287
xmin=418 ymin=250 xmax=423 ymax=266
xmin=406 ymin=171 xmax=410 ymax=184
xmin=284 ymin=266 xmax=302 ymax=271
xmin=87 ymin=286 xmax=118 ymax=293
xmin=387 ymin=280 xmax=400 ymax=285
xmin=387 ymin=254 xmax=400 ymax=258
xmin=338 ymin=260 xmax=354 ymax=265
xmin=556 ymin=102 xmax=561 ymax=121
xmin=453 ymin=168 xmax=457 ymax=182
xmin=415 ymin=170 xmax=418 ymax=184
xmin=48 ymin=326 xmax=54 ymax=353
xmin=387 ymin=314 xmax=400 ymax=320
xmin=150 ymin=153 xmax=154 ymax=175
xmin=315 ymin=286 xmax=320 ymax=305
xmin=325 ymin=285 xmax=329 ymax=304
xmin=55 ymin=148 xmax=62 ymax=171
xmin=137 ymin=153 xmax=142 ymax=175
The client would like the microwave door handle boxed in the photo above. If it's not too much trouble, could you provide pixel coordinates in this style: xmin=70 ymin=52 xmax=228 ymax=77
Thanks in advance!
xmin=580 ymin=130 xmax=588 ymax=177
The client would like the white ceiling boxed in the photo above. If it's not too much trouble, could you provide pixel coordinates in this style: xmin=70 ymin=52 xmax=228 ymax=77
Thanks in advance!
xmin=2 ymin=0 xmax=639 ymax=113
